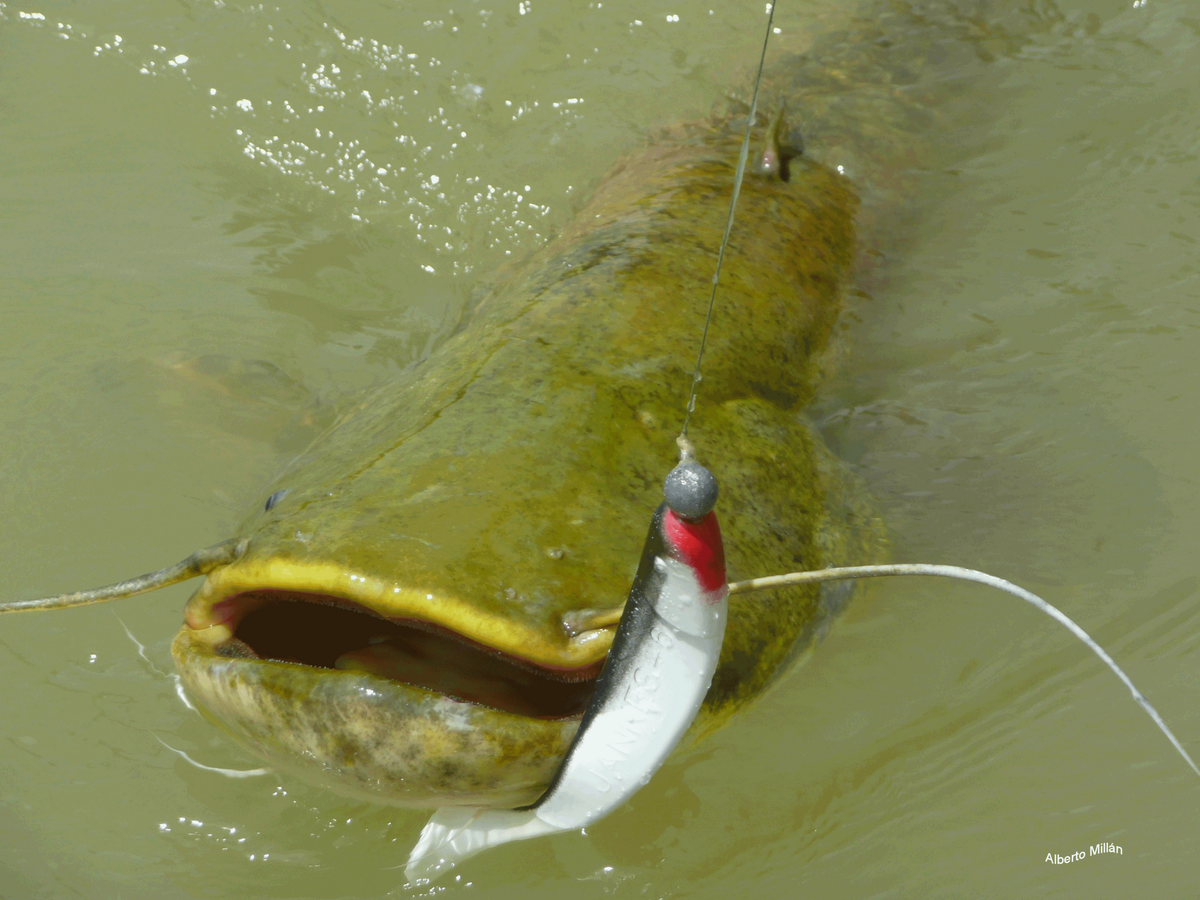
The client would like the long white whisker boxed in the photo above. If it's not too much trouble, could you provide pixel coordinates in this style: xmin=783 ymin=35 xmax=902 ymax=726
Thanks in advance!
xmin=114 ymin=614 xmax=166 ymax=676
xmin=170 ymin=674 xmax=198 ymax=712
xmin=154 ymin=736 xmax=271 ymax=779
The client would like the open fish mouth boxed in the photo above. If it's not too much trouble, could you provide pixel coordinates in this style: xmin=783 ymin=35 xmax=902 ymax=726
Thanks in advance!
xmin=208 ymin=590 xmax=602 ymax=720
xmin=171 ymin=558 xmax=615 ymax=808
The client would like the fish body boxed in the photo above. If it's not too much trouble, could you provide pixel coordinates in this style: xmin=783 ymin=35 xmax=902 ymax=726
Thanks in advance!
xmin=170 ymin=111 xmax=877 ymax=806
xmin=164 ymin=16 xmax=952 ymax=806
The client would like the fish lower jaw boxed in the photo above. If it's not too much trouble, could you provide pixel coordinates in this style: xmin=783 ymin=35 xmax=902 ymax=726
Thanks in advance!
xmin=172 ymin=626 xmax=581 ymax=809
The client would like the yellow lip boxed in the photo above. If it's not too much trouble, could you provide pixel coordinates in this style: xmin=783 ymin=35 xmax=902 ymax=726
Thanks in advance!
xmin=183 ymin=556 xmax=616 ymax=671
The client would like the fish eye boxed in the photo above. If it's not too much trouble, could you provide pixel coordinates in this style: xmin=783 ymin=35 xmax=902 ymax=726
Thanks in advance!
xmin=264 ymin=489 xmax=289 ymax=512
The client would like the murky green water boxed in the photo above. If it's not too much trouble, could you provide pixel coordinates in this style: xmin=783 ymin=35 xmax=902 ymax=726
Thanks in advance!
xmin=2 ymin=0 xmax=1198 ymax=896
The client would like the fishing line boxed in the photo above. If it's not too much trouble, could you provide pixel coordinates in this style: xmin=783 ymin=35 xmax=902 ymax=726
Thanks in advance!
xmin=729 ymin=564 xmax=1200 ymax=780
xmin=680 ymin=0 xmax=778 ymax=439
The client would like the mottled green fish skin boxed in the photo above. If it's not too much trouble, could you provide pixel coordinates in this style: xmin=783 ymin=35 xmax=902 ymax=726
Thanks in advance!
xmin=174 ymin=52 xmax=902 ymax=805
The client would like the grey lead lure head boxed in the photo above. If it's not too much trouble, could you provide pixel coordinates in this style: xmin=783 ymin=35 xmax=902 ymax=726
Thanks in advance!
xmin=664 ymin=460 xmax=719 ymax=522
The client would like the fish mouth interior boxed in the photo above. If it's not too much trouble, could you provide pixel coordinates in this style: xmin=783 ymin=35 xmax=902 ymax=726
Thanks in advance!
xmin=216 ymin=590 xmax=600 ymax=720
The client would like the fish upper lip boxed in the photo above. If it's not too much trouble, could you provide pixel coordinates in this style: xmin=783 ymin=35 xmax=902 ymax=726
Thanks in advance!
xmin=182 ymin=556 xmax=615 ymax=707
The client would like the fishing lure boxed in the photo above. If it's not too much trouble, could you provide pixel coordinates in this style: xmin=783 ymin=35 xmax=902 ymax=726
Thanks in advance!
xmin=405 ymin=460 xmax=727 ymax=881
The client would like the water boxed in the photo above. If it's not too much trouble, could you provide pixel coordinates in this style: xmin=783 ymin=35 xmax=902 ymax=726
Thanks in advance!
xmin=2 ymin=0 xmax=1198 ymax=895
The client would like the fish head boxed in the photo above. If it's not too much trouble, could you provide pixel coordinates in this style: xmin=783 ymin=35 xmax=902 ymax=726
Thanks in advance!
xmin=173 ymin=468 xmax=627 ymax=808
xmin=171 ymin=342 xmax=673 ymax=808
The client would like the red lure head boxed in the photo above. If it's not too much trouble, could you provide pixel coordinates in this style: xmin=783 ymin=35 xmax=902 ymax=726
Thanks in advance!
xmin=662 ymin=509 xmax=726 ymax=595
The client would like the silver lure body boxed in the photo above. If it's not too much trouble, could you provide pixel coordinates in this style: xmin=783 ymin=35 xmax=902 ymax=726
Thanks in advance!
xmin=405 ymin=503 xmax=729 ymax=882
